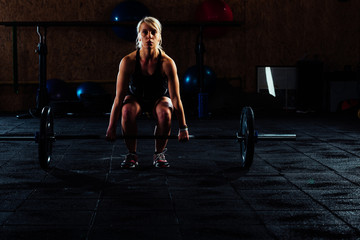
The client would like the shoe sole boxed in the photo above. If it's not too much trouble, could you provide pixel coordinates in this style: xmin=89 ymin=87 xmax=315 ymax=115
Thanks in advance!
xmin=121 ymin=163 xmax=138 ymax=169
xmin=154 ymin=162 xmax=170 ymax=168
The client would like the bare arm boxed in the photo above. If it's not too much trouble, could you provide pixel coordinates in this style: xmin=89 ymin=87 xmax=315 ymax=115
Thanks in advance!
xmin=164 ymin=56 xmax=189 ymax=141
xmin=106 ymin=55 xmax=133 ymax=140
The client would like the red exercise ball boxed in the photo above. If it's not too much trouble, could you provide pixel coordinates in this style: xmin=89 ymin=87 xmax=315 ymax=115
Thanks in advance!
xmin=195 ymin=0 xmax=234 ymax=38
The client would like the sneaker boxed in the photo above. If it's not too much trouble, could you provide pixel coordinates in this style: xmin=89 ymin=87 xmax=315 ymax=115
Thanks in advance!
xmin=121 ymin=153 xmax=138 ymax=169
xmin=153 ymin=148 xmax=170 ymax=168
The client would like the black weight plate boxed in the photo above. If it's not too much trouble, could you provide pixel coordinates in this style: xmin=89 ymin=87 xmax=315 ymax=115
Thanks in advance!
xmin=239 ymin=106 xmax=255 ymax=169
xmin=39 ymin=106 xmax=54 ymax=169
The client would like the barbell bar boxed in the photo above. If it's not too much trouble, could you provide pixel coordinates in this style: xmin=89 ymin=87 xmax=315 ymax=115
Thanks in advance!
xmin=47 ymin=133 xmax=295 ymax=141
xmin=0 ymin=132 xmax=295 ymax=141
xmin=0 ymin=106 xmax=296 ymax=170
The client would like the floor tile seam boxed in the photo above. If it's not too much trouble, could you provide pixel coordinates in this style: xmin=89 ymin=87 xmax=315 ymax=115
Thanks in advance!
xmin=280 ymin=178 xmax=357 ymax=183
xmin=251 ymin=208 xmax=337 ymax=212
xmin=85 ymin=144 xmax=117 ymax=239
xmin=0 ymin=173 xmax=48 ymax=227
xmin=93 ymin=210 xmax=185 ymax=213
xmin=3 ymin=209 xmax=96 ymax=213
xmin=241 ymin=197 xmax=328 ymax=201
xmin=323 ymin=209 xmax=360 ymax=213
xmin=85 ymin=188 xmax=103 ymax=238
xmin=221 ymin=171 xmax=279 ymax=239
xmin=232 ymin=188 xmax=301 ymax=191
xmin=95 ymin=209 xmax=175 ymax=212
xmin=0 ymin=225 xmax=89 ymax=229
xmin=0 ymin=197 xmax=58 ymax=201
xmin=288 ymin=188 xmax=357 ymax=192
xmin=277 ymin=142 xmax=360 ymax=188
xmin=331 ymin=208 xmax=360 ymax=212
xmin=177 ymin=222 xmax=281 ymax=226
xmin=2 ymin=223 xmax=91 ymax=227
xmin=259 ymin=151 xmax=360 ymax=229
xmin=3 ymin=123 xmax=29 ymax=134
xmin=297 ymin=153 xmax=360 ymax=188
xmin=276 ymin=171 xmax=360 ymax=235
xmin=273 ymin=166 xmax=347 ymax=186
xmin=242 ymin=197 xmax=360 ymax=200
xmin=300 ymin=132 xmax=360 ymax=158
xmin=238 ymin=222 xmax=352 ymax=226
xmin=87 ymin=197 xmax=173 ymax=200
xmin=0 ymin=153 xmax=19 ymax=168
xmin=171 ymin=198 xmax=250 ymax=201
xmin=28 ymin=197 xmax=104 ymax=200
xmin=175 ymin=224 xmax=273 ymax=230
xmin=277 ymin=167 xmax=360 ymax=172
xmin=227 ymin=173 xmax=282 ymax=177
xmin=138 ymin=197 xmax=241 ymax=200
xmin=262 ymin=223 xmax=360 ymax=229
xmin=247 ymin=209 xmax=346 ymax=213
xmin=7 ymin=208 xmax=100 ymax=211
xmin=46 ymin=141 xmax=73 ymax=170
xmin=92 ymin=223 xmax=187 ymax=227
xmin=267 ymin=223 xmax=360 ymax=232
xmin=165 ymin=175 xmax=186 ymax=240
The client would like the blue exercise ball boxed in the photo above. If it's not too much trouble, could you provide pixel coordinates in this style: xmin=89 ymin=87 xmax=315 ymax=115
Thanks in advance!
xmin=110 ymin=1 xmax=151 ymax=41
xmin=182 ymin=65 xmax=217 ymax=94
xmin=46 ymin=78 xmax=71 ymax=100
xmin=76 ymin=82 xmax=106 ymax=100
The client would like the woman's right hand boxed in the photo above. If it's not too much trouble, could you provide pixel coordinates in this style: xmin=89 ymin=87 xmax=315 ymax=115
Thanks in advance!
xmin=106 ymin=127 xmax=117 ymax=141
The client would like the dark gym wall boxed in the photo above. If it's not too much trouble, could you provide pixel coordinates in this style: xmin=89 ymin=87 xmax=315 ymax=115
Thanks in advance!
xmin=0 ymin=0 xmax=359 ymax=112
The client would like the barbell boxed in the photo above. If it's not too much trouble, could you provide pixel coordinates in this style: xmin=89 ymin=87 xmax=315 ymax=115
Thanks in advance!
xmin=0 ymin=106 xmax=296 ymax=170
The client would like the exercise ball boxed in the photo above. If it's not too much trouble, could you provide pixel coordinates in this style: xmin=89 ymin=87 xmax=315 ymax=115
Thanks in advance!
xmin=46 ymin=78 xmax=71 ymax=100
xmin=76 ymin=82 xmax=106 ymax=100
xmin=182 ymin=65 xmax=217 ymax=94
xmin=195 ymin=0 xmax=233 ymax=38
xmin=110 ymin=1 xmax=150 ymax=41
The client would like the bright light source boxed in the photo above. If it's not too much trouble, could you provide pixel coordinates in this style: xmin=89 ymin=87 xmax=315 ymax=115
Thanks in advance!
xmin=265 ymin=67 xmax=276 ymax=97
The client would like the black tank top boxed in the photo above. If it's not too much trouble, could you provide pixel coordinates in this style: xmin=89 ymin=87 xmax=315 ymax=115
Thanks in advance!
xmin=128 ymin=49 xmax=169 ymax=101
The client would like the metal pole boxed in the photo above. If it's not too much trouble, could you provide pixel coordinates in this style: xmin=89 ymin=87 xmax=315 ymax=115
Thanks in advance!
xmin=35 ymin=26 xmax=48 ymax=114
xmin=12 ymin=26 xmax=18 ymax=94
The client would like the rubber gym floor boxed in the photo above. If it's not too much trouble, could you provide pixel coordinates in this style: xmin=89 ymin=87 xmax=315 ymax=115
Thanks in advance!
xmin=1 ymin=111 xmax=360 ymax=240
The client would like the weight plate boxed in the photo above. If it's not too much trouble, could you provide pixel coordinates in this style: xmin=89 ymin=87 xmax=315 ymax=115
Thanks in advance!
xmin=239 ymin=106 xmax=255 ymax=169
xmin=39 ymin=106 xmax=54 ymax=169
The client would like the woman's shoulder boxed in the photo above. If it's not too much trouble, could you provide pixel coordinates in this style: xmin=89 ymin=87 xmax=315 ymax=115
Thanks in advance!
xmin=123 ymin=50 xmax=137 ymax=62
xmin=160 ymin=51 xmax=177 ymax=75
xmin=120 ymin=50 xmax=137 ymax=68
xmin=160 ymin=51 xmax=175 ymax=66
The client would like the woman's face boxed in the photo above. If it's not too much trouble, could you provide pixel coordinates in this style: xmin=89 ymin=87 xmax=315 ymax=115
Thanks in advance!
xmin=138 ymin=23 xmax=161 ymax=49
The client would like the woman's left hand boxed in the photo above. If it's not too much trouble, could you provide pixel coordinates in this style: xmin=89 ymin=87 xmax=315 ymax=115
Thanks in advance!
xmin=178 ymin=130 xmax=189 ymax=143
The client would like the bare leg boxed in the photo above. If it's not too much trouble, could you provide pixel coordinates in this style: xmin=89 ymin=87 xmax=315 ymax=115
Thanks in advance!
xmin=121 ymin=98 xmax=141 ymax=153
xmin=154 ymin=98 xmax=172 ymax=153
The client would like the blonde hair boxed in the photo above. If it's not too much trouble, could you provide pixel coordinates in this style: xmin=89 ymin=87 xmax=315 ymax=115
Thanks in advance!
xmin=136 ymin=16 xmax=163 ymax=50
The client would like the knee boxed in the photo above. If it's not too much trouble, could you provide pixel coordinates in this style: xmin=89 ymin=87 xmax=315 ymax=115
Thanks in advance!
xmin=156 ymin=108 xmax=171 ymax=125
xmin=122 ymin=105 xmax=137 ymax=123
